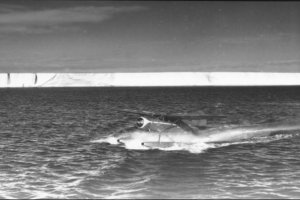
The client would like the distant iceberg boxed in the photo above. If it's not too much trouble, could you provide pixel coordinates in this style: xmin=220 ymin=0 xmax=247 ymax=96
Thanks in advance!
xmin=0 ymin=72 xmax=300 ymax=87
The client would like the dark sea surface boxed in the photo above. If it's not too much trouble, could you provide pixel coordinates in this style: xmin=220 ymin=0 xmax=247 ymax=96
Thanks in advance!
xmin=0 ymin=87 xmax=300 ymax=199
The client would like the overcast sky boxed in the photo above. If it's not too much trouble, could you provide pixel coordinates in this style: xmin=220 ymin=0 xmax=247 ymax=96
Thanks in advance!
xmin=0 ymin=1 xmax=299 ymax=72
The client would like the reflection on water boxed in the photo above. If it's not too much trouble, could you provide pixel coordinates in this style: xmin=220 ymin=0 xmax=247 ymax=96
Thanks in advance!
xmin=0 ymin=87 xmax=300 ymax=198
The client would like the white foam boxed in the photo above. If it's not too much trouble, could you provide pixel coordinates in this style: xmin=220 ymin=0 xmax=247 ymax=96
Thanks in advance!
xmin=93 ymin=131 xmax=219 ymax=153
xmin=91 ymin=137 xmax=120 ymax=145
xmin=94 ymin=125 xmax=300 ymax=154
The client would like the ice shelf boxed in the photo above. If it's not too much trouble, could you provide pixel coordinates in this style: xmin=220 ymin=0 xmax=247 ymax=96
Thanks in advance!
xmin=0 ymin=72 xmax=300 ymax=87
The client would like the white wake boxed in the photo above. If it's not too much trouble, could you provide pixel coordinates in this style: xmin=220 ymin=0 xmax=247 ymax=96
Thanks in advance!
xmin=92 ymin=121 xmax=300 ymax=153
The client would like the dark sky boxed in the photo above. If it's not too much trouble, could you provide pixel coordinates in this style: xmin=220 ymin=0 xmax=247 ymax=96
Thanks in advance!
xmin=0 ymin=1 xmax=299 ymax=72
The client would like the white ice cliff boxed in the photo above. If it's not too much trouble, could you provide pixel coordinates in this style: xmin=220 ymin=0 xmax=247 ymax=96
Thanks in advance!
xmin=0 ymin=72 xmax=300 ymax=87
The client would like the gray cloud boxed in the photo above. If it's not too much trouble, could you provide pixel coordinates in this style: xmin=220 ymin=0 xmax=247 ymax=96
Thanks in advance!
xmin=0 ymin=5 xmax=146 ymax=34
xmin=217 ymin=32 xmax=297 ymax=45
xmin=0 ymin=4 xmax=26 ymax=13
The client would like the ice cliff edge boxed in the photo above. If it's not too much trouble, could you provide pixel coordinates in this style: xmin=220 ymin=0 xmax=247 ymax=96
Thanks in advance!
xmin=1 ymin=72 xmax=300 ymax=87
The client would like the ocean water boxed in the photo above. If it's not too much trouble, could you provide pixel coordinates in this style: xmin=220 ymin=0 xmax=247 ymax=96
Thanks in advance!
xmin=0 ymin=87 xmax=300 ymax=199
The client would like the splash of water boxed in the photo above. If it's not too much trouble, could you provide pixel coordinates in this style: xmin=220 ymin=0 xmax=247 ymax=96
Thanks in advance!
xmin=93 ymin=122 xmax=300 ymax=154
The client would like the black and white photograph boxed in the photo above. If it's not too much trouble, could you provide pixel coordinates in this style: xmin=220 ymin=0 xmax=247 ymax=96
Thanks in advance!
xmin=0 ymin=0 xmax=300 ymax=199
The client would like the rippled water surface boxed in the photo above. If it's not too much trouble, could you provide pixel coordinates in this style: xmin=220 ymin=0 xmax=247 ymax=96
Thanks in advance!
xmin=0 ymin=87 xmax=300 ymax=199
